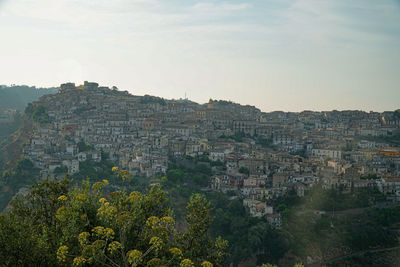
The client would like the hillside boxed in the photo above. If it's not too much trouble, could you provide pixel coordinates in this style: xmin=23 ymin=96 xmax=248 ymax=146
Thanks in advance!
xmin=0 ymin=82 xmax=400 ymax=266
xmin=0 ymin=85 xmax=58 ymax=112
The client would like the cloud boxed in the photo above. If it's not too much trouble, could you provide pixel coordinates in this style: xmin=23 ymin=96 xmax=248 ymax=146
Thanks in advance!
xmin=193 ymin=2 xmax=251 ymax=11
xmin=0 ymin=0 xmax=399 ymax=111
xmin=265 ymin=0 xmax=400 ymax=51
xmin=0 ymin=0 xmax=163 ymax=32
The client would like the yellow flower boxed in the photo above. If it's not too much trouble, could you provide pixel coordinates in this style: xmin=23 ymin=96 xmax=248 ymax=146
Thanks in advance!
xmin=149 ymin=236 xmax=163 ymax=253
xmin=57 ymin=245 xmax=69 ymax=262
xmin=180 ymin=259 xmax=195 ymax=267
xmin=73 ymin=256 xmax=86 ymax=266
xmin=112 ymin=166 xmax=119 ymax=172
xmin=99 ymin=197 xmax=107 ymax=203
xmin=92 ymin=226 xmax=115 ymax=239
xmin=97 ymin=203 xmax=117 ymax=220
xmin=92 ymin=226 xmax=105 ymax=237
xmin=201 ymin=261 xmax=214 ymax=267
xmin=56 ymin=207 xmax=68 ymax=222
xmin=104 ymin=227 xmax=115 ymax=239
xmin=102 ymin=179 xmax=109 ymax=185
xmin=126 ymin=191 xmax=142 ymax=203
xmin=76 ymin=193 xmax=88 ymax=202
xmin=161 ymin=216 xmax=175 ymax=226
xmin=78 ymin=232 xmax=90 ymax=246
xmin=117 ymin=170 xmax=131 ymax=181
xmin=127 ymin=249 xmax=142 ymax=264
xmin=147 ymin=258 xmax=162 ymax=266
xmin=108 ymin=241 xmax=122 ymax=254
xmin=92 ymin=181 xmax=104 ymax=191
xmin=146 ymin=216 xmax=160 ymax=228
xmin=58 ymin=195 xmax=68 ymax=201
xmin=169 ymin=247 xmax=183 ymax=259
xmin=80 ymin=214 xmax=87 ymax=221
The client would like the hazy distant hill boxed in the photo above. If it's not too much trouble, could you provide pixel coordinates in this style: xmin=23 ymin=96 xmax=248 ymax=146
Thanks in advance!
xmin=0 ymin=85 xmax=58 ymax=112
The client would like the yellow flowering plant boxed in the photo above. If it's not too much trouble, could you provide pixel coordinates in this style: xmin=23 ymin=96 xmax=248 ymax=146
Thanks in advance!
xmin=1 ymin=168 xmax=228 ymax=266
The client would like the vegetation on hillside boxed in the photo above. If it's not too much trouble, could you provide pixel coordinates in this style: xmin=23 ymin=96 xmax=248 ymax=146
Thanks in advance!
xmin=0 ymin=85 xmax=57 ymax=112
xmin=0 ymin=158 xmax=41 ymax=211
xmin=273 ymin=184 xmax=400 ymax=266
xmin=2 ymin=152 xmax=400 ymax=266
xmin=140 ymin=95 xmax=167 ymax=106
xmin=25 ymin=104 xmax=53 ymax=124
xmin=161 ymin=157 xmax=287 ymax=266
xmin=0 ymin=112 xmax=24 ymax=142
xmin=0 ymin=169 xmax=228 ymax=266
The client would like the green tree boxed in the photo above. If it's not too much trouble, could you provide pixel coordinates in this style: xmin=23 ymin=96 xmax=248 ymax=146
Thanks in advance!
xmin=167 ymin=169 xmax=185 ymax=183
xmin=178 ymin=194 xmax=228 ymax=266
xmin=54 ymin=166 xmax=68 ymax=174
xmin=239 ymin=167 xmax=249 ymax=176
xmin=32 ymin=105 xmax=51 ymax=124
xmin=0 ymin=169 xmax=228 ymax=266
xmin=248 ymin=222 xmax=267 ymax=250
xmin=0 ymin=177 xmax=70 ymax=265
xmin=77 ymin=141 xmax=94 ymax=152
xmin=16 ymin=158 xmax=34 ymax=171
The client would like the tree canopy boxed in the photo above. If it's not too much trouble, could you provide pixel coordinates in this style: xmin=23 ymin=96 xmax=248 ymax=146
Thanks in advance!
xmin=32 ymin=105 xmax=52 ymax=124
xmin=0 ymin=169 xmax=228 ymax=266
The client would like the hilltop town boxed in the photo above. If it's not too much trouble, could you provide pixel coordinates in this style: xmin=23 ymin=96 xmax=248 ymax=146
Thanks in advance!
xmin=19 ymin=81 xmax=400 ymax=229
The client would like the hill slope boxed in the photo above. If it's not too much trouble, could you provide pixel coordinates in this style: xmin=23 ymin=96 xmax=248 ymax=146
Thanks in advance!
xmin=0 ymin=85 xmax=58 ymax=112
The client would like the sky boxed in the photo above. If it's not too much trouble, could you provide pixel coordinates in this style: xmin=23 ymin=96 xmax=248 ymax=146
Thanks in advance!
xmin=0 ymin=0 xmax=399 ymax=112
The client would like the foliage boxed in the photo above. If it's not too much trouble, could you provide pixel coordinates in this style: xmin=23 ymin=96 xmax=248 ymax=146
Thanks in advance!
xmin=261 ymin=264 xmax=304 ymax=267
xmin=210 ymin=160 xmax=224 ymax=167
xmin=77 ymin=141 xmax=94 ymax=152
xmin=74 ymin=106 xmax=96 ymax=115
xmin=0 ymin=170 xmax=228 ymax=266
xmin=257 ymin=137 xmax=274 ymax=149
xmin=360 ymin=173 xmax=378 ymax=180
xmin=140 ymin=95 xmax=166 ymax=106
xmin=0 ymin=158 xmax=40 ymax=211
xmin=165 ymin=161 xmax=211 ymax=187
xmin=208 ymin=193 xmax=287 ymax=266
xmin=16 ymin=158 xmax=34 ymax=171
xmin=24 ymin=102 xmax=34 ymax=115
xmin=239 ymin=167 xmax=249 ymax=176
xmin=0 ymin=177 xmax=70 ymax=266
xmin=363 ymin=133 xmax=400 ymax=146
xmin=229 ymin=132 xmax=246 ymax=142
xmin=32 ymin=105 xmax=52 ymax=124
xmin=305 ymin=185 xmax=381 ymax=211
xmin=345 ymin=207 xmax=400 ymax=250
xmin=276 ymin=184 xmax=400 ymax=263
xmin=54 ymin=166 xmax=68 ymax=174
xmin=0 ymin=111 xmax=24 ymax=142
xmin=215 ymin=100 xmax=233 ymax=106
xmin=290 ymin=149 xmax=307 ymax=158
xmin=0 ymin=85 xmax=57 ymax=112
xmin=71 ymin=159 xmax=114 ymax=184
xmin=164 ymin=157 xmax=287 ymax=266
xmin=178 ymin=194 xmax=229 ymax=266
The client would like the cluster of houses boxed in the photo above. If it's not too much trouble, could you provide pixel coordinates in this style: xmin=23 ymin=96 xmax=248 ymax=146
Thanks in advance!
xmin=23 ymin=82 xmax=400 ymax=228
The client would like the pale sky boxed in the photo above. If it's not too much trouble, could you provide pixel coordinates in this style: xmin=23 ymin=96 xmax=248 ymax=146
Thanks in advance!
xmin=0 ymin=0 xmax=399 ymax=112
